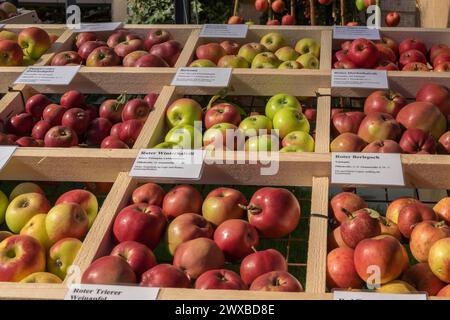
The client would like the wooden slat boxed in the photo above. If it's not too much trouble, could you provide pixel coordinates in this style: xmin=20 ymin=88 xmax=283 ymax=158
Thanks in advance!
xmin=320 ymin=30 xmax=332 ymax=70
xmin=315 ymin=88 xmax=331 ymax=153
xmin=0 ymin=10 xmax=40 ymax=24
xmin=305 ymin=177 xmax=329 ymax=293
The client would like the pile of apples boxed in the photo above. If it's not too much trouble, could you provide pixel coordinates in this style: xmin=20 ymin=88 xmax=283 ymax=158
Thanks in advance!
xmin=51 ymin=29 xmax=182 ymax=67
xmin=154 ymin=93 xmax=316 ymax=153
xmin=330 ymin=83 xmax=450 ymax=154
xmin=190 ymin=32 xmax=321 ymax=70
xmin=0 ymin=182 xmax=99 ymax=283
xmin=327 ymin=191 xmax=450 ymax=296
xmin=334 ymin=37 xmax=450 ymax=72
xmin=0 ymin=1 xmax=18 ymax=20
xmin=0 ymin=90 xmax=158 ymax=149
xmin=82 ymin=183 xmax=304 ymax=292
xmin=0 ymin=27 xmax=55 ymax=66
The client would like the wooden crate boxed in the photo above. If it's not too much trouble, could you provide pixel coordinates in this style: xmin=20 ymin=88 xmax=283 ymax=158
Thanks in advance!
xmin=0 ymin=170 xmax=329 ymax=300
xmin=183 ymin=25 xmax=333 ymax=71
xmin=0 ymin=10 xmax=41 ymax=24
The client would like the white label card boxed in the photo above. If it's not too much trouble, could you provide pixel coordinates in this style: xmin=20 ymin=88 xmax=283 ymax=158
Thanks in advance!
xmin=130 ymin=149 xmax=206 ymax=180
xmin=334 ymin=290 xmax=427 ymax=300
xmin=68 ymin=22 xmax=122 ymax=33
xmin=14 ymin=66 xmax=81 ymax=85
xmin=331 ymin=153 xmax=405 ymax=186
xmin=333 ymin=25 xmax=381 ymax=40
xmin=200 ymin=24 xmax=248 ymax=38
xmin=0 ymin=146 xmax=16 ymax=171
xmin=332 ymin=69 xmax=388 ymax=89
xmin=0 ymin=24 xmax=5 ymax=30
xmin=65 ymin=284 xmax=159 ymax=301
xmin=171 ymin=67 xmax=232 ymax=87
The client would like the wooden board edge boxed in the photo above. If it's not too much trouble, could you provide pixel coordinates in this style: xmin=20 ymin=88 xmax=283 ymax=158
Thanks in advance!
xmin=315 ymin=88 xmax=331 ymax=153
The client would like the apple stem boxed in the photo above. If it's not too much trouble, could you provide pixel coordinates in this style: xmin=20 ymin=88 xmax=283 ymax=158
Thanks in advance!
xmin=238 ymin=203 xmax=262 ymax=214
xmin=251 ymin=246 xmax=258 ymax=253
xmin=340 ymin=207 xmax=353 ymax=219
xmin=435 ymin=221 xmax=446 ymax=228
xmin=309 ymin=0 xmax=316 ymax=26
xmin=117 ymin=92 xmax=128 ymax=105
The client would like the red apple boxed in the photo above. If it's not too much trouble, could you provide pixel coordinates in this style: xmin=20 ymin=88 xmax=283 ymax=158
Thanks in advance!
xmin=399 ymin=49 xmax=427 ymax=68
xmin=331 ymin=111 xmax=365 ymax=135
xmin=81 ymin=256 xmax=136 ymax=285
xmin=162 ymin=185 xmax=203 ymax=219
xmin=150 ymin=40 xmax=182 ymax=67
xmin=334 ymin=59 xmax=357 ymax=69
xmin=99 ymin=98 xmax=125 ymax=124
xmin=42 ymin=104 xmax=65 ymax=126
xmin=83 ymin=104 xmax=98 ymax=121
xmin=399 ymin=128 xmax=437 ymax=154
xmin=61 ymin=108 xmax=90 ymax=136
xmin=51 ymin=51 xmax=82 ymax=66
xmin=266 ymin=19 xmax=280 ymax=25
xmin=195 ymin=43 xmax=226 ymax=64
xmin=430 ymin=44 xmax=449 ymax=64
xmin=106 ymin=32 xmax=140 ymax=48
xmin=375 ymin=60 xmax=399 ymax=71
xmin=228 ymin=16 xmax=244 ymax=24
xmin=220 ymin=40 xmax=241 ymax=55
xmin=362 ymin=140 xmax=403 ymax=153
xmin=44 ymin=126 xmax=78 ymax=147
xmin=140 ymin=264 xmax=190 ymax=288
xmin=134 ymin=54 xmax=169 ymax=67
xmin=144 ymin=29 xmax=172 ymax=51
xmin=327 ymin=247 xmax=363 ymax=289
xmin=416 ymin=83 xmax=450 ymax=117
xmin=114 ymin=39 xmax=144 ymax=58
xmin=399 ymin=38 xmax=427 ymax=56
xmin=213 ymin=219 xmax=259 ymax=262
xmin=377 ymin=37 xmax=399 ymax=57
xmin=204 ymin=103 xmax=241 ymax=129
xmin=328 ymin=226 xmax=350 ymax=250
xmin=173 ymin=237 xmax=225 ymax=280
xmin=335 ymin=49 xmax=349 ymax=62
xmin=437 ymin=131 xmax=450 ymax=154
xmin=340 ymin=208 xmax=381 ymax=248
xmin=195 ymin=269 xmax=247 ymax=290
xmin=376 ymin=44 xmax=396 ymax=63
xmin=0 ymin=40 xmax=23 ymax=66
xmin=357 ymin=112 xmax=402 ymax=144
xmin=386 ymin=197 xmax=420 ymax=224
xmin=330 ymin=133 xmax=367 ymax=152
xmin=77 ymin=40 xmax=107 ymax=60
xmin=410 ymin=220 xmax=450 ymax=262
xmin=397 ymin=202 xmax=437 ymax=238
xmin=132 ymin=183 xmax=166 ymax=206
xmin=15 ymin=137 xmax=43 ymax=148
xmin=402 ymin=62 xmax=429 ymax=71
xmin=144 ymin=93 xmax=158 ymax=109
xmin=110 ymin=123 xmax=122 ymax=138
xmin=402 ymin=263 xmax=446 ymax=296
xmin=118 ymin=119 xmax=144 ymax=147
xmin=347 ymin=38 xmax=380 ymax=68
xmin=110 ymin=241 xmax=157 ymax=279
xmin=354 ymin=235 xmax=408 ymax=285
xmin=385 ymin=12 xmax=400 ymax=27
xmin=341 ymin=41 xmax=352 ymax=51
xmin=75 ymin=32 xmax=97 ymax=49
xmin=242 ymin=187 xmax=300 ymax=238
xmin=250 ymin=271 xmax=303 ymax=292
xmin=122 ymin=99 xmax=151 ymax=122
xmin=271 ymin=0 xmax=285 ymax=13
xmin=25 ymin=94 xmax=51 ymax=118
xmin=433 ymin=53 xmax=450 ymax=68
xmin=86 ymin=118 xmax=113 ymax=146
xmin=100 ymin=136 xmax=129 ymax=149
xmin=255 ymin=0 xmax=269 ymax=12
xmin=113 ymin=203 xmax=166 ymax=249
xmin=330 ymin=192 xmax=368 ymax=224
xmin=281 ymin=15 xmax=295 ymax=25
xmin=438 ymin=285 xmax=450 ymax=297
xmin=122 ymin=50 xmax=148 ymax=67
xmin=240 ymin=249 xmax=288 ymax=286
xmin=364 ymin=90 xmax=407 ymax=117
xmin=6 ymin=113 xmax=34 ymax=136
xmin=434 ymin=62 xmax=450 ymax=72
xmin=86 ymin=46 xmax=121 ymax=67
xmin=396 ymin=102 xmax=447 ymax=140
xmin=303 ymin=108 xmax=317 ymax=123
xmin=31 ymin=120 xmax=52 ymax=140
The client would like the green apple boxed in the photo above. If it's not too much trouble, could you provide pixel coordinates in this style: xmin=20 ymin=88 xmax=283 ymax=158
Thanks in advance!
xmin=251 ymin=52 xmax=281 ymax=69
xmin=280 ymin=146 xmax=309 ymax=152
xmin=203 ymin=123 xmax=239 ymax=150
xmin=245 ymin=134 xmax=279 ymax=152
xmin=10 ymin=182 xmax=44 ymax=201
xmin=273 ymin=108 xmax=310 ymax=138
xmin=20 ymin=214 xmax=51 ymax=250
xmin=153 ymin=141 xmax=182 ymax=149
xmin=278 ymin=61 xmax=303 ymax=69
xmin=0 ymin=190 xmax=8 ymax=225
xmin=260 ymin=32 xmax=287 ymax=52
xmin=296 ymin=53 xmax=320 ymax=69
xmin=217 ymin=55 xmax=249 ymax=68
xmin=238 ymin=115 xmax=273 ymax=137
xmin=165 ymin=124 xmax=203 ymax=149
xmin=166 ymin=98 xmax=203 ymax=128
xmin=356 ymin=0 xmax=366 ymax=11
xmin=22 ymin=56 xmax=36 ymax=66
xmin=275 ymin=46 xmax=299 ymax=62
xmin=47 ymin=237 xmax=82 ymax=280
xmin=0 ymin=30 xmax=18 ymax=42
xmin=295 ymin=38 xmax=321 ymax=58
xmin=265 ymin=93 xmax=302 ymax=120
xmin=237 ymin=42 xmax=267 ymax=63
xmin=5 ymin=193 xmax=51 ymax=234
xmin=282 ymin=131 xmax=315 ymax=152
xmin=20 ymin=272 xmax=62 ymax=283
xmin=189 ymin=59 xmax=217 ymax=67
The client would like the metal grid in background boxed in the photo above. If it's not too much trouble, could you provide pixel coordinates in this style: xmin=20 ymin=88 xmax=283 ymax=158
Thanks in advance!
xmin=142 ymin=183 xmax=313 ymax=289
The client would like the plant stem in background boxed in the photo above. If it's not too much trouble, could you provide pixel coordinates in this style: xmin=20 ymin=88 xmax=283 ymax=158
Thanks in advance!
xmin=332 ymin=0 xmax=336 ymax=23
xmin=340 ymin=0 xmax=345 ymax=25
xmin=310 ymin=0 xmax=316 ymax=25
xmin=268 ymin=0 xmax=273 ymax=20
xmin=233 ymin=0 xmax=239 ymax=16
xmin=291 ymin=0 xmax=296 ymax=17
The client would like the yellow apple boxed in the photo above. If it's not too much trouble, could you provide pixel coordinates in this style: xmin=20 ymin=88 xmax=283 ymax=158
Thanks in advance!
xmin=296 ymin=53 xmax=320 ymax=69
xmin=0 ymin=189 xmax=8 ymax=225
xmin=9 ymin=182 xmax=44 ymax=201
xmin=20 ymin=214 xmax=51 ymax=249
xmin=47 ymin=237 xmax=82 ymax=279
xmin=376 ymin=280 xmax=417 ymax=294
xmin=20 ymin=272 xmax=62 ymax=283
xmin=294 ymin=38 xmax=321 ymax=58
